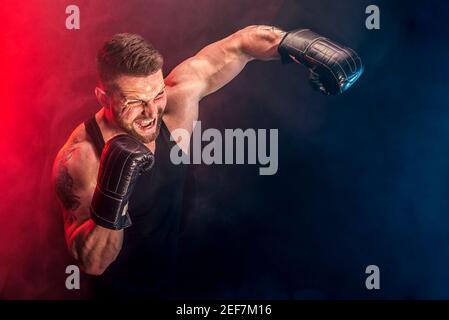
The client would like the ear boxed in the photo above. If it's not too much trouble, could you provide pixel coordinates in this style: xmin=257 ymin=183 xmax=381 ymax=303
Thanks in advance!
xmin=95 ymin=86 xmax=109 ymax=108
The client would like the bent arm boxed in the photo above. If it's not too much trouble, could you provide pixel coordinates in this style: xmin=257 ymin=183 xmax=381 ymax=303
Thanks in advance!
xmin=52 ymin=142 xmax=123 ymax=275
xmin=165 ymin=25 xmax=285 ymax=102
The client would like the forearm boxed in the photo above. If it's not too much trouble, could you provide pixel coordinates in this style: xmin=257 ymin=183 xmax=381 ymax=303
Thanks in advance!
xmin=68 ymin=219 xmax=123 ymax=275
xmin=237 ymin=25 xmax=286 ymax=61
xmin=165 ymin=25 xmax=286 ymax=99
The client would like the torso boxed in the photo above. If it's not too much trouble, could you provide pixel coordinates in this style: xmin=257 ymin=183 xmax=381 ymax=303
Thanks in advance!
xmin=58 ymin=82 xmax=198 ymax=298
xmin=93 ymin=115 xmax=188 ymax=298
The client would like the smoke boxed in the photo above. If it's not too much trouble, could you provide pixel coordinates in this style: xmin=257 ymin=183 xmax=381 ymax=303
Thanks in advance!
xmin=0 ymin=0 xmax=283 ymax=299
xmin=2 ymin=0 xmax=449 ymax=300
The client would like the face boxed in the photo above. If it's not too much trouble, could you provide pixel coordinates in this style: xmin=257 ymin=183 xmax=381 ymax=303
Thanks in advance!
xmin=103 ymin=70 xmax=166 ymax=144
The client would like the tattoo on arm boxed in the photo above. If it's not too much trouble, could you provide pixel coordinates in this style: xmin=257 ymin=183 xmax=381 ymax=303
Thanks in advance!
xmin=55 ymin=148 xmax=81 ymax=212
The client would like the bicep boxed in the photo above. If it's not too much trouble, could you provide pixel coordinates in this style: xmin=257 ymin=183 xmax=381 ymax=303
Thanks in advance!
xmin=165 ymin=31 xmax=250 ymax=101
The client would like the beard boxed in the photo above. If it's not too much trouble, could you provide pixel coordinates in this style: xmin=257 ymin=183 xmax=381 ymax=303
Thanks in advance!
xmin=114 ymin=108 xmax=164 ymax=144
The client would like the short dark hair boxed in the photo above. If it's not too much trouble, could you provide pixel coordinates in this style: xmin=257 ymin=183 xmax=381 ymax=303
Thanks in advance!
xmin=97 ymin=33 xmax=163 ymax=87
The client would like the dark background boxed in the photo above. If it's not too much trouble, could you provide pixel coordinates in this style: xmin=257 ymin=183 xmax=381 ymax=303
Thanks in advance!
xmin=1 ymin=0 xmax=449 ymax=299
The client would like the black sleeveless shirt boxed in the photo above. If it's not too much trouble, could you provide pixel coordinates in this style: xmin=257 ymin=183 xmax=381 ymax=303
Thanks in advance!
xmin=84 ymin=117 xmax=187 ymax=299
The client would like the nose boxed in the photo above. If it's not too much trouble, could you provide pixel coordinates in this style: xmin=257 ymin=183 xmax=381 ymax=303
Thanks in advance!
xmin=141 ymin=101 xmax=158 ymax=118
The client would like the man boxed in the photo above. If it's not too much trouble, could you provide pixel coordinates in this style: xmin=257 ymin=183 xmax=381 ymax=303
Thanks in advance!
xmin=52 ymin=26 xmax=363 ymax=298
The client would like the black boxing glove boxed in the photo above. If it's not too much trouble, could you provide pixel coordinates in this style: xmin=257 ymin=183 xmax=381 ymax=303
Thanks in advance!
xmin=90 ymin=134 xmax=154 ymax=230
xmin=278 ymin=29 xmax=363 ymax=95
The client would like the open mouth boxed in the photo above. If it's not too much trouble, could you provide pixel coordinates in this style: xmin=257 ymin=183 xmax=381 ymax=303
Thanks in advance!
xmin=134 ymin=118 xmax=156 ymax=132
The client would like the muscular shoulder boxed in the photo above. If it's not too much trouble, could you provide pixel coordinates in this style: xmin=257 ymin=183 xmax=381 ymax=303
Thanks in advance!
xmin=52 ymin=123 xmax=99 ymax=211
xmin=164 ymin=81 xmax=199 ymax=151
xmin=164 ymin=78 xmax=200 ymax=126
xmin=56 ymin=123 xmax=99 ymax=170
xmin=164 ymin=59 xmax=208 ymax=107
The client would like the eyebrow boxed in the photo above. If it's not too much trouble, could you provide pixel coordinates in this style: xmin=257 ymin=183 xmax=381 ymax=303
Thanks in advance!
xmin=156 ymin=85 xmax=166 ymax=95
xmin=122 ymin=85 xmax=166 ymax=101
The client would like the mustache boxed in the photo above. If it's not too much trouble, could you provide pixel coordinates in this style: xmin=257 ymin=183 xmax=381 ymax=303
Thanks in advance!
xmin=134 ymin=109 xmax=163 ymax=122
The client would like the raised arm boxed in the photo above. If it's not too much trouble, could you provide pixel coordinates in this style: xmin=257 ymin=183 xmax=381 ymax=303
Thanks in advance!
xmin=164 ymin=24 xmax=363 ymax=110
xmin=164 ymin=25 xmax=285 ymax=102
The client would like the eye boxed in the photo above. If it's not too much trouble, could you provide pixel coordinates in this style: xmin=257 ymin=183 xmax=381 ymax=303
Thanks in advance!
xmin=155 ymin=91 xmax=165 ymax=100
xmin=126 ymin=100 xmax=144 ymax=107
